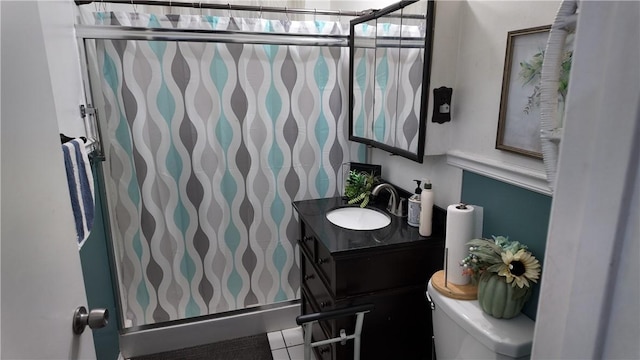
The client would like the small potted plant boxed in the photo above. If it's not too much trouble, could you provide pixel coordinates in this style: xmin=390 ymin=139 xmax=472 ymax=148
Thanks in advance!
xmin=461 ymin=236 xmax=541 ymax=319
xmin=344 ymin=170 xmax=378 ymax=208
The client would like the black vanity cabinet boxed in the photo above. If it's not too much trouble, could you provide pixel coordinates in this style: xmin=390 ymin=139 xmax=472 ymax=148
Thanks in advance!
xmin=293 ymin=197 xmax=445 ymax=360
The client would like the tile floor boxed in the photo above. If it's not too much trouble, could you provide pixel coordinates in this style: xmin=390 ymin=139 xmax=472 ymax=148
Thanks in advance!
xmin=268 ymin=326 xmax=317 ymax=360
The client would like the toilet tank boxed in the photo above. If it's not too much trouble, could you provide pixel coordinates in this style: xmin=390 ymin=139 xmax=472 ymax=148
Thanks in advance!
xmin=427 ymin=280 xmax=535 ymax=360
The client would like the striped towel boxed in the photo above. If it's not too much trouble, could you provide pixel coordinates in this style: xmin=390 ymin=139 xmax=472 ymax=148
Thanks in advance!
xmin=62 ymin=139 xmax=95 ymax=249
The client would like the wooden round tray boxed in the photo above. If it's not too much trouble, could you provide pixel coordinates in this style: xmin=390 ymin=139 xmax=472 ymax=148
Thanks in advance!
xmin=430 ymin=270 xmax=478 ymax=300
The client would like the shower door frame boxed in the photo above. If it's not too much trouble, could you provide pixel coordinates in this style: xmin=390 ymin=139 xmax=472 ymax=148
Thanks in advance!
xmin=74 ymin=24 xmax=349 ymax=357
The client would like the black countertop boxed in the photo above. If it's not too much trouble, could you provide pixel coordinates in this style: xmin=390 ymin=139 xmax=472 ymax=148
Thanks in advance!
xmin=293 ymin=197 xmax=445 ymax=255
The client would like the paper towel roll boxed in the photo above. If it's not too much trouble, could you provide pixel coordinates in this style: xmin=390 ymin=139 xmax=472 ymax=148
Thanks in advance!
xmin=445 ymin=204 xmax=476 ymax=285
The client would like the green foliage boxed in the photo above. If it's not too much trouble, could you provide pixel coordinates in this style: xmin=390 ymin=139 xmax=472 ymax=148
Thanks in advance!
xmin=519 ymin=48 xmax=573 ymax=114
xmin=344 ymin=170 xmax=378 ymax=208
xmin=519 ymin=52 xmax=545 ymax=87
xmin=558 ymin=50 xmax=573 ymax=98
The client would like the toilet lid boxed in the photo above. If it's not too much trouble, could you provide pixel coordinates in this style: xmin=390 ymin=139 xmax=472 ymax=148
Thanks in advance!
xmin=428 ymin=280 xmax=535 ymax=358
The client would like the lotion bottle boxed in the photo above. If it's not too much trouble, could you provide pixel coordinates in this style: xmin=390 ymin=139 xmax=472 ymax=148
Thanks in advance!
xmin=419 ymin=180 xmax=433 ymax=237
xmin=407 ymin=180 xmax=422 ymax=227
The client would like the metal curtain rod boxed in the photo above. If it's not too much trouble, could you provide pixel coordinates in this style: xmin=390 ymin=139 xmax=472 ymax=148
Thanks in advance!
xmin=76 ymin=24 xmax=349 ymax=47
xmin=74 ymin=0 xmax=368 ymax=17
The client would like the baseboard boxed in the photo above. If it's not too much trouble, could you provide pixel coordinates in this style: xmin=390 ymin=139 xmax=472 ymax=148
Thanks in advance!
xmin=119 ymin=302 xmax=300 ymax=358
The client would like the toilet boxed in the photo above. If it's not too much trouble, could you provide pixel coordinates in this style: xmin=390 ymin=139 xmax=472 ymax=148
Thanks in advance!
xmin=427 ymin=280 xmax=535 ymax=359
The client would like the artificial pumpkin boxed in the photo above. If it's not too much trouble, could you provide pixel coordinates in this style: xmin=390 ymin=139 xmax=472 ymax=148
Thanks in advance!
xmin=477 ymin=274 xmax=531 ymax=319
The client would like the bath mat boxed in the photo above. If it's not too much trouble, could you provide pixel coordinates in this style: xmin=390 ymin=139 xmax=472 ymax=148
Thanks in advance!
xmin=131 ymin=333 xmax=273 ymax=360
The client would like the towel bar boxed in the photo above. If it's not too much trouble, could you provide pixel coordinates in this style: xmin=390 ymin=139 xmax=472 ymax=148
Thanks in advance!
xmin=296 ymin=303 xmax=374 ymax=360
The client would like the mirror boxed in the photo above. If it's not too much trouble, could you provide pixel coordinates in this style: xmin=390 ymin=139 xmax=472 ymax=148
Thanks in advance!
xmin=349 ymin=0 xmax=434 ymax=163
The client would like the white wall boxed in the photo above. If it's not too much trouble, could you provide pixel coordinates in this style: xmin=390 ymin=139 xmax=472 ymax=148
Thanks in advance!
xmin=43 ymin=1 xmax=87 ymax=137
xmin=452 ymin=0 xmax=557 ymax=168
xmin=325 ymin=0 xmax=395 ymax=12
xmin=371 ymin=0 xmax=559 ymax=208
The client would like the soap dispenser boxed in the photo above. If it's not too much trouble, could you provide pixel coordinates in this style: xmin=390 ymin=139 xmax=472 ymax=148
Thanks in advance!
xmin=408 ymin=180 xmax=422 ymax=227
xmin=419 ymin=180 xmax=433 ymax=237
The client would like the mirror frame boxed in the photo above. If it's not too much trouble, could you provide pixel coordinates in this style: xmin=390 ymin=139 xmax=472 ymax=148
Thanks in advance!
xmin=348 ymin=0 xmax=435 ymax=163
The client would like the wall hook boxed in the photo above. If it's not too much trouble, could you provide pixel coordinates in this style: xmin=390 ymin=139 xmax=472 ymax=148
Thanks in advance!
xmin=284 ymin=6 xmax=291 ymax=26
xmin=130 ymin=0 xmax=138 ymax=15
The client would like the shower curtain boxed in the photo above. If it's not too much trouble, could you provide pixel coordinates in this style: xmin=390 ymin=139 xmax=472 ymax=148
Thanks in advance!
xmin=88 ymin=11 xmax=363 ymax=326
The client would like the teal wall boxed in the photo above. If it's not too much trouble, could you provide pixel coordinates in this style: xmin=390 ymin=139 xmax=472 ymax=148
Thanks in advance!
xmin=79 ymin=162 xmax=120 ymax=360
xmin=461 ymin=171 xmax=552 ymax=320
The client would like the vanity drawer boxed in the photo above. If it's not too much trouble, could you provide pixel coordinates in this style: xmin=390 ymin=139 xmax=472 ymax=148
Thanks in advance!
xmin=299 ymin=222 xmax=316 ymax=259
xmin=301 ymin=286 xmax=334 ymax=336
xmin=305 ymin=318 xmax=333 ymax=360
xmin=315 ymin=238 xmax=335 ymax=288
xmin=302 ymin=288 xmax=335 ymax=360
xmin=314 ymin=336 xmax=334 ymax=360
xmin=302 ymin=289 xmax=360 ymax=360
xmin=303 ymin=255 xmax=335 ymax=312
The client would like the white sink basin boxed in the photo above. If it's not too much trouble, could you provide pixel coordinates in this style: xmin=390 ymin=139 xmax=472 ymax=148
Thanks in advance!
xmin=325 ymin=207 xmax=391 ymax=231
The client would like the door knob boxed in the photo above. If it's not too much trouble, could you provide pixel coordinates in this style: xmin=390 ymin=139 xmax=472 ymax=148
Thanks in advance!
xmin=72 ymin=306 xmax=109 ymax=335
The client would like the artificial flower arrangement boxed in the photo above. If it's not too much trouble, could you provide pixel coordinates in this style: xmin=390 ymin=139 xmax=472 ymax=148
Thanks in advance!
xmin=461 ymin=236 xmax=541 ymax=314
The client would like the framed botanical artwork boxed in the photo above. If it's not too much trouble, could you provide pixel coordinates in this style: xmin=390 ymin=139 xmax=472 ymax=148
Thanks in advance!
xmin=496 ymin=25 xmax=556 ymax=158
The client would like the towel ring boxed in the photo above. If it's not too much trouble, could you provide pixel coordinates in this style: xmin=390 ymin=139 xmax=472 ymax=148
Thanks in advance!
xmin=540 ymin=0 xmax=578 ymax=191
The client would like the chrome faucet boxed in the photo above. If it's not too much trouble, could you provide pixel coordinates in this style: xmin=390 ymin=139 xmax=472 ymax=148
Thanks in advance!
xmin=371 ymin=183 xmax=403 ymax=217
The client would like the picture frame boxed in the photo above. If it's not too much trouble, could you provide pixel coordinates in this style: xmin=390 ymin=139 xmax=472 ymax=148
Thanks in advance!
xmin=496 ymin=25 xmax=551 ymax=159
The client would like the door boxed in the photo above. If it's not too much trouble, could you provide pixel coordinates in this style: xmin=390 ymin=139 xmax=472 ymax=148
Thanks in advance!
xmin=1 ymin=1 xmax=96 ymax=358
xmin=532 ymin=1 xmax=640 ymax=358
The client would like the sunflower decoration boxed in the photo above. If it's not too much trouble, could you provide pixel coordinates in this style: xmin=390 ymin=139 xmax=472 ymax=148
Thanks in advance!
xmin=461 ymin=236 xmax=541 ymax=298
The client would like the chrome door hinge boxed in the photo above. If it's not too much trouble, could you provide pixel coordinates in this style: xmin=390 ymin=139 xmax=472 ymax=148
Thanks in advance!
xmin=79 ymin=104 xmax=96 ymax=118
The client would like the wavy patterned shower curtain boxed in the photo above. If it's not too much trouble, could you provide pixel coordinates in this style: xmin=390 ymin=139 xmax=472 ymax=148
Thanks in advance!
xmin=90 ymin=12 xmax=362 ymax=327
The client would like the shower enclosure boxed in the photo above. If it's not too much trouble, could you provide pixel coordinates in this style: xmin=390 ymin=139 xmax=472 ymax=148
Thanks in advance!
xmin=78 ymin=5 xmax=364 ymax=330
xmin=74 ymin=1 xmax=427 ymax=356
